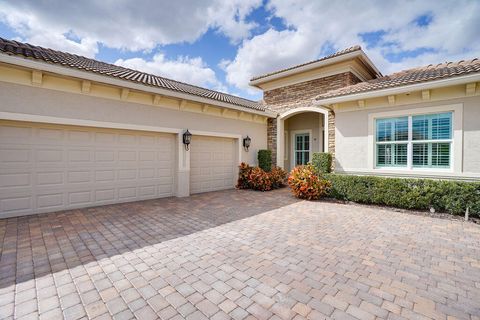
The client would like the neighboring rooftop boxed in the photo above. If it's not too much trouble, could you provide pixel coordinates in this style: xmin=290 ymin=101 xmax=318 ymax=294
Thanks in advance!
xmin=249 ymin=45 xmax=382 ymax=86
xmin=316 ymin=58 xmax=480 ymax=101
xmin=0 ymin=37 xmax=265 ymax=112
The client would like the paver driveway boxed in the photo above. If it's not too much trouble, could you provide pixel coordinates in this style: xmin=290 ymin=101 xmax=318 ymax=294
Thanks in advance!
xmin=1 ymin=188 xmax=479 ymax=320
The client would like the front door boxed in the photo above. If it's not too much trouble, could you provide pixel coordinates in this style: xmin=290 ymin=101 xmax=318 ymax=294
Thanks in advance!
xmin=294 ymin=132 xmax=310 ymax=166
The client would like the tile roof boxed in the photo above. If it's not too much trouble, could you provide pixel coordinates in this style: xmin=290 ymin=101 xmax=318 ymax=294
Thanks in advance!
xmin=316 ymin=58 xmax=480 ymax=101
xmin=0 ymin=37 xmax=265 ymax=112
xmin=250 ymin=46 xmax=363 ymax=82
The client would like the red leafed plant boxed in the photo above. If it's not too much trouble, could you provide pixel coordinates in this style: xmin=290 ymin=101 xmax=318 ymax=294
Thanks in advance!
xmin=288 ymin=164 xmax=331 ymax=200
xmin=270 ymin=166 xmax=287 ymax=189
xmin=248 ymin=167 xmax=273 ymax=191
xmin=237 ymin=162 xmax=253 ymax=189
xmin=236 ymin=163 xmax=287 ymax=191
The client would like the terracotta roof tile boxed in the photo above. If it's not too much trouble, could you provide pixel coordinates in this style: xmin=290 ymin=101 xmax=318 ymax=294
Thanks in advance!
xmin=0 ymin=37 xmax=265 ymax=111
xmin=316 ymin=58 xmax=480 ymax=100
xmin=250 ymin=46 xmax=362 ymax=81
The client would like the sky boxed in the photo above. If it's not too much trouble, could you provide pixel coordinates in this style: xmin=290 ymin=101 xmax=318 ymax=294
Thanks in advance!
xmin=0 ymin=0 xmax=479 ymax=101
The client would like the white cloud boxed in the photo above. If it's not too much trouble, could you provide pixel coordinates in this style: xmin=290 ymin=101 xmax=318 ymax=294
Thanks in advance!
xmin=115 ymin=54 xmax=228 ymax=93
xmin=0 ymin=0 xmax=262 ymax=56
xmin=1 ymin=0 xmax=478 ymax=98
xmin=224 ymin=0 xmax=480 ymax=92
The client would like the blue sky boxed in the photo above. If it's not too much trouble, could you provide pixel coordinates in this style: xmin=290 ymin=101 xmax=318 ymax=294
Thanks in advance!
xmin=0 ymin=1 xmax=478 ymax=101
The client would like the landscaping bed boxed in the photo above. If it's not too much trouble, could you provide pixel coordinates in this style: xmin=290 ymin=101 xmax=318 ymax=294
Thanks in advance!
xmin=238 ymin=151 xmax=480 ymax=218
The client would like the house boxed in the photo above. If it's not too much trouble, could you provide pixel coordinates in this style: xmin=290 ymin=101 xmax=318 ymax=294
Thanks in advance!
xmin=0 ymin=37 xmax=479 ymax=218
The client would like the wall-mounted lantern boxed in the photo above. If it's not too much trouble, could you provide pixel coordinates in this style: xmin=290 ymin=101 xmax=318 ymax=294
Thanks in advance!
xmin=243 ymin=135 xmax=251 ymax=152
xmin=183 ymin=129 xmax=192 ymax=151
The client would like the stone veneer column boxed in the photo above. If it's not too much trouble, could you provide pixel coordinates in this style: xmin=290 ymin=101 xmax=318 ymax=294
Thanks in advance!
xmin=328 ymin=110 xmax=335 ymax=171
xmin=267 ymin=118 xmax=277 ymax=166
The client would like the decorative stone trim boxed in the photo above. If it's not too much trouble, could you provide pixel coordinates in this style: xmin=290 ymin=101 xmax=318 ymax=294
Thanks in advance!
xmin=264 ymin=72 xmax=362 ymax=113
xmin=267 ymin=118 xmax=277 ymax=165
xmin=328 ymin=110 xmax=336 ymax=171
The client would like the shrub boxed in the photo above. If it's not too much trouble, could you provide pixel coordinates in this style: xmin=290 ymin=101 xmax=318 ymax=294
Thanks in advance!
xmin=311 ymin=152 xmax=332 ymax=173
xmin=325 ymin=174 xmax=480 ymax=216
xmin=258 ymin=149 xmax=272 ymax=172
xmin=288 ymin=165 xmax=331 ymax=200
xmin=236 ymin=163 xmax=287 ymax=191
xmin=248 ymin=167 xmax=272 ymax=191
xmin=236 ymin=162 xmax=252 ymax=189
xmin=270 ymin=166 xmax=288 ymax=189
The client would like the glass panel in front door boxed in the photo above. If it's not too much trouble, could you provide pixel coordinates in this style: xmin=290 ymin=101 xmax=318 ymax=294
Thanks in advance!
xmin=295 ymin=133 xmax=310 ymax=165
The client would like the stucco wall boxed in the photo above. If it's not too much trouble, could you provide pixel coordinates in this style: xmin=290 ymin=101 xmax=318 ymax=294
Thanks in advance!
xmin=334 ymin=95 xmax=480 ymax=178
xmin=284 ymin=112 xmax=323 ymax=170
xmin=0 ymin=81 xmax=267 ymax=166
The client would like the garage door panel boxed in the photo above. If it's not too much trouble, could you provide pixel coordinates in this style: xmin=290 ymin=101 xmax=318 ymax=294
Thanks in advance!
xmin=37 ymin=193 xmax=64 ymax=210
xmin=139 ymin=168 xmax=156 ymax=179
xmin=95 ymin=189 xmax=115 ymax=202
xmin=68 ymin=170 xmax=92 ymax=183
xmin=1 ymin=148 xmax=31 ymax=163
xmin=0 ymin=121 xmax=175 ymax=217
xmin=118 ymin=169 xmax=136 ymax=180
xmin=1 ymin=196 xmax=32 ymax=214
xmin=95 ymin=170 xmax=115 ymax=182
xmin=68 ymin=130 xmax=92 ymax=143
xmin=37 ymin=171 xmax=64 ymax=186
xmin=69 ymin=191 xmax=92 ymax=206
xmin=0 ymin=124 xmax=32 ymax=141
xmin=0 ymin=172 xmax=31 ymax=188
xmin=118 ymin=150 xmax=136 ymax=161
xmin=95 ymin=132 xmax=116 ymax=144
xmin=95 ymin=150 xmax=115 ymax=162
xmin=68 ymin=149 xmax=93 ymax=163
xmin=37 ymin=127 xmax=64 ymax=140
xmin=190 ymin=136 xmax=236 ymax=194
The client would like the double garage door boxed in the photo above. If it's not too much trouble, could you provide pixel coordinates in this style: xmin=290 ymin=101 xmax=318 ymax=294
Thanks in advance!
xmin=0 ymin=121 xmax=236 ymax=218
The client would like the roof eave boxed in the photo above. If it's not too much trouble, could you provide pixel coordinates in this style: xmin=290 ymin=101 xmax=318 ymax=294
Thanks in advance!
xmin=359 ymin=51 xmax=382 ymax=78
xmin=0 ymin=54 xmax=277 ymax=118
xmin=249 ymin=50 xmax=380 ymax=88
xmin=314 ymin=73 xmax=480 ymax=106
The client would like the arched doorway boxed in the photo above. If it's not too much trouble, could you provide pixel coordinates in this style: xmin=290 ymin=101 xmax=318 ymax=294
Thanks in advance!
xmin=276 ymin=106 xmax=330 ymax=170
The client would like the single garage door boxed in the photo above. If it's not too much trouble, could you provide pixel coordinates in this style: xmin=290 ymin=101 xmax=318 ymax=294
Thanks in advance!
xmin=0 ymin=120 xmax=175 ymax=217
xmin=190 ymin=136 xmax=236 ymax=194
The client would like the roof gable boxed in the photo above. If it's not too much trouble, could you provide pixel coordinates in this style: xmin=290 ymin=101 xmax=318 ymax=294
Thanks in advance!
xmin=249 ymin=46 xmax=381 ymax=88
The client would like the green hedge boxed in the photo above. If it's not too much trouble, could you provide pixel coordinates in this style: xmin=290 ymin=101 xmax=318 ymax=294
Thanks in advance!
xmin=258 ymin=149 xmax=272 ymax=172
xmin=325 ymin=174 xmax=480 ymax=216
xmin=311 ymin=152 xmax=332 ymax=173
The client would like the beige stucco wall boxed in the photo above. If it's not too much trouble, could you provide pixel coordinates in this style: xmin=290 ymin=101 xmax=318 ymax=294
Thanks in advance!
xmin=334 ymin=95 xmax=480 ymax=178
xmin=284 ymin=112 xmax=323 ymax=170
xmin=0 ymin=81 xmax=267 ymax=166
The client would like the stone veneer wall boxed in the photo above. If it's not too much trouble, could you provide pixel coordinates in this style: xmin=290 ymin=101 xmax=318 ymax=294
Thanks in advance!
xmin=328 ymin=110 xmax=336 ymax=171
xmin=267 ymin=118 xmax=277 ymax=165
xmin=263 ymin=72 xmax=362 ymax=170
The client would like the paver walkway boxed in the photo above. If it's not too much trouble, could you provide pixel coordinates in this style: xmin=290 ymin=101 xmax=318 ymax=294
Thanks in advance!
xmin=1 ymin=188 xmax=479 ymax=320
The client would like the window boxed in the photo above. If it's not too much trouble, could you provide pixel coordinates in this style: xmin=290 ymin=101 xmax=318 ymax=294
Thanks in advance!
xmin=376 ymin=112 xmax=452 ymax=169
xmin=376 ymin=117 xmax=408 ymax=167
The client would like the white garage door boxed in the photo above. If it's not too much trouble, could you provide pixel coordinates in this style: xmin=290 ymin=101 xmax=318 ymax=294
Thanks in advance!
xmin=0 ymin=121 xmax=175 ymax=218
xmin=190 ymin=136 xmax=236 ymax=194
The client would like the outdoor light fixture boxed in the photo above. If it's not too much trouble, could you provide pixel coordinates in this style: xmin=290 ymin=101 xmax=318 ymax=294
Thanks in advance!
xmin=183 ymin=129 xmax=192 ymax=151
xmin=243 ymin=135 xmax=251 ymax=152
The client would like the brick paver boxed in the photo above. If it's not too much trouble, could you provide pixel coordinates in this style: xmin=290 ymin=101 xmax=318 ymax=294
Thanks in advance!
xmin=1 ymin=188 xmax=479 ymax=319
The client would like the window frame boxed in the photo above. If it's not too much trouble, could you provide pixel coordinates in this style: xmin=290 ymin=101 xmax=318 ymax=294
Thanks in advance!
xmin=368 ymin=104 xmax=462 ymax=174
